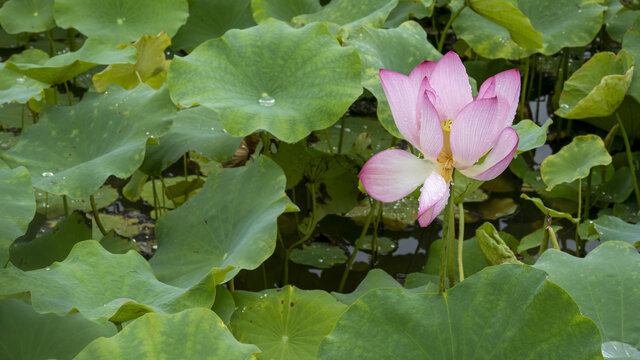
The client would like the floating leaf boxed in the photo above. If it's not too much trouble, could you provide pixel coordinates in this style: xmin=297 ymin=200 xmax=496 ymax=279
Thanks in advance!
xmin=384 ymin=1 xmax=432 ymax=28
xmin=53 ymin=0 xmax=189 ymax=44
xmin=453 ymin=0 xmax=605 ymax=59
xmin=93 ymin=32 xmax=171 ymax=92
xmin=309 ymin=116 xmax=393 ymax=157
xmin=317 ymin=265 xmax=603 ymax=359
xmin=9 ymin=211 xmax=91 ymax=271
xmin=4 ymin=38 xmax=136 ymax=84
xmin=477 ymin=198 xmax=518 ymax=220
xmin=360 ymin=235 xmax=396 ymax=254
xmin=556 ymin=51 xmax=634 ymax=119
xmin=0 ymin=299 xmax=116 ymax=360
xmin=0 ymin=0 xmax=54 ymax=34
xmin=291 ymin=0 xmax=397 ymax=32
xmin=230 ymin=286 xmax=346 ymax=360
xmin=140 ymin=107 xmax=242 ymax=176
xmin=173 ymin=0 xmax=256 ymax=52
xmin=0 ymin=167 xmax=34 ymax=267
xmin=343 ymin=22 xmax=440 ymax=137
xmin=290 ymin=242 xmax=347 ymax=268
xmin=535 ymin=241 xmax=640 ymax=349
xmin=512 ymin=118 xmax=552 ymax=153
xmin=591 ymin=215 xmax=640 ymax=246
xmin=467 ymin=0 xmax=542 ymax=49
xmin=168 ymin=19 xmax=361 ymax=143
xmin=541 ymin=135 xmax=612 ymax=191
xmin=150 ymin=156 xmax=291 ymax=288
xmin=0 ymin=240 xmax=216 ymax=324
xmin=2 ymin=85 xmax=175 ymax=199
xmin=332 ymin=269 xmax=401 ymax=305
xmin=75 ymin=309 xmax=259 ymax=360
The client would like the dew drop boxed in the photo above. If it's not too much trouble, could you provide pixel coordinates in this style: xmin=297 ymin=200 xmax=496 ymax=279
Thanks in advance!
xmin=15 ymin=77 xmax=26 ymax=84
xmin=559 ymin=103 xmax=569 ymax=109
xmin=33 ymin=11 xmax=38 ymax=16
xmin=42 ymin=172 xmax=54 ymax=177
xmin=45 ymin=267 xmax=51 ymax=271
xmin=258 ymin=93 xmax=275 ymax=107
xmin=318 ymin=258 xmax=324 ymax=263
xmin=282 ymin=336 xmax=289 ymax=343
xmin=116 ymin=18 xmax=125 ymax=25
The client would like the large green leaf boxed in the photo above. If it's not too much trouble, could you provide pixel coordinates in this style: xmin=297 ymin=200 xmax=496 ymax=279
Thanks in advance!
xmin=384 ymin=1 xmax=432 ymax=28
xmin=0 ymin=166 xmax=34 ymax=267
xmin=4 ymin=38 xmax=136 ymax=84
xmin=540 ymin=134 xmax=612 ymax=190
xmin=0 ymin=62 xmax=48 ymax=104
xmin=0 ymin=240 xmax=216 ymax=324
xmin=467 ymin=0 xmax=542 ymax=49
xmin=168 ymin=19 xmax=362 ymax=143
xmin=591 ymin=215 xmax=640 ymax=246
xmin=230 ymin=286 xmax=347 ymax=360
xmin=512 ymin=118 xmax=552 ymax=153
xmin=0 ymin=299 xmax=116 ymax=360
xmin=150 ymin=156 xmax=292 ymax=288
xmin=453 ymin=0 xmax=605 ymax=59
xmin=2 ymin=85 xmax=175 ymax=199
xmin=0 ymin=0 xmax=54 ymax=34
xmin=172 ymin=0 xmax=256 ymax=52
xmin=332 ymin=268 xmax=402 ymax=305
xmin=605 ymin=0 xmax=640 ymax=43
xmin=556 ymin=51 xmax=634 ymax=119
xmin=291 ymin=0 xmax=397 ymax=32
xmin=535 ymin=241 xmax=640 ymax=349
xmin=140 ymin=106 xmax=242 ymax=176
xmin=74 ymin=308 xmax=259 ymax=360
xmin=342 ymin=22 xmax=441 ymax=138
xmin=9 ymin=211 xmax=91 ymax=270
xmin=622 ymin=16 xmax=640 ymax=103
xmin=251 ymin=0 xmax=321 ymax=23
xmin=53 ymin=0 xmax=189 ymax=44
xmin=317 ymin=265 xmax=603 ymax=359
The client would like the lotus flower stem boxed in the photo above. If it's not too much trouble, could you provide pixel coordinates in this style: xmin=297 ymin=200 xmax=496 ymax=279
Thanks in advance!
xmin=615 ymin=112 xmax=640 ymax=209
xmin=519 ymin=57 xmax=530 ymax=119
xmin=458 ymin=202 xmax=465 ymax=282
xmin=63 ymin=82 xmax=73 ymax=106
xmin=447 ymin=194 xmax=456 ymax=288
xmin=538 ymin=214 xmax=550 ymax=257
xmin=46 ymin=30 xmax=55 ymax=57
xmin=183 ymin=153 xmax=189 ymax=202
xmin=151 ymin=176 xmax=159 ymax=220
xmin=284 ymin=182 xmax=318 ymax=285
xmin=90 ymin=194 xmax=107 ymax=236
xmin=339 ymin=199 xmax=378 ymax=293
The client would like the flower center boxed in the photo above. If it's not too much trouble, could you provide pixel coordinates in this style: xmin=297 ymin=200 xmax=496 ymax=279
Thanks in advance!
xmin=441 ymin=119 xmax=453 ymax=132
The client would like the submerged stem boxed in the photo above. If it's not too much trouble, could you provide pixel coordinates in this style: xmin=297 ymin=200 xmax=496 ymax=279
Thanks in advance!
xmin=458 ymin=201 xmax=465 ymax=282
xmin=616 ymin=112 xmax=640 ymax=209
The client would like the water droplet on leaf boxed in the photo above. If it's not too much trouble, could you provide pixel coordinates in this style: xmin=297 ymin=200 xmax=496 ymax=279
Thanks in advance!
xmin=258 ymin=93 xmax=275 ymax=107
xmin=42 ymin=172 xmax=54 ymax=177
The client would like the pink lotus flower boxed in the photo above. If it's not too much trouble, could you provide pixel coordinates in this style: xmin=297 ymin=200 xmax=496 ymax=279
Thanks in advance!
xmin=359 ymin=51 xmax=520 ymax=227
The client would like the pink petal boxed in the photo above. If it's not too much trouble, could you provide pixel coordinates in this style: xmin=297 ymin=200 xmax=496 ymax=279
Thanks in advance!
xmin=409 ymin=60 xmax=437 ymax=89
xmin=477 ymin=69 xmax=521 ymax=127
xmin=418 ymin=84 xmax=444 ymax=163
xmin=449 ymin=97 xmax=501 ymax=168
xmin=418 ymin=172 xmax=449 ymax=227
xmin=427 ymin=51 xmax=473 ymax=119
xmin=460 ymin=127 xmax=519 ymax=181
xmin=379 ymin=69 xmax=421 ymax=148
xmin=359 ymin=149 xmax=435 ymax=203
